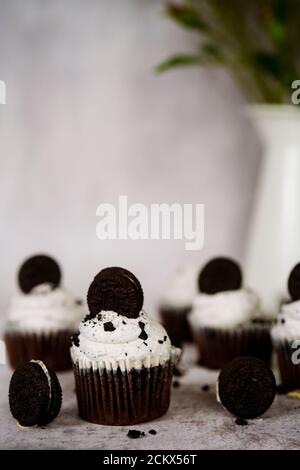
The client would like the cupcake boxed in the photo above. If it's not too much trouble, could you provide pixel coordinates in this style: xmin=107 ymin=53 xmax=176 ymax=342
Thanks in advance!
xmin=159 ymin=266 xmax=197 ymax=346
xmin=71 ymin=266 xmax=181 ymax=425
xmin=4 ymin=254 xmax=83 ymax=371
xmin=188 ymin=257 xmax=273 ymax=369
xmin=272 ymin=263 xmax=300 ymax=391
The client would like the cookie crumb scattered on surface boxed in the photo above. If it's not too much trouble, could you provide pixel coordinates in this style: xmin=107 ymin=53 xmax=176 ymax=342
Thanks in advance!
xmin=149 ymin=429 xmax=157 ymax=435
xmin=202 ymin=384 xmax=210 ymax=392
xmin=173 ymin=367 xmax=183 ymax=377
xmin=127 ymin=430 xmax=144 ymax=439
xmin=173 ymin=380 xmax=180 ymax=388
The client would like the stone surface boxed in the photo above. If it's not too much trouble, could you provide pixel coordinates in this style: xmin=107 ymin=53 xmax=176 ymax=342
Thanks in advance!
xmin=1 ymin=346 xmax=300 ymax=450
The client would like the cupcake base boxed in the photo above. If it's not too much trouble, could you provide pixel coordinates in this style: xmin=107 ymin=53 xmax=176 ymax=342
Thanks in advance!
xmin=73 ymin=360 xmax=174 ymax=425
xmin=4 ymin=330 xmax=73 ymax=371
xmin=159 ymin=306 xmax=192 ymax=347
xmin=192 ymin=324 xmax=272 ymax=370
xmin=274 ymin=340 xmax=300 ymax=392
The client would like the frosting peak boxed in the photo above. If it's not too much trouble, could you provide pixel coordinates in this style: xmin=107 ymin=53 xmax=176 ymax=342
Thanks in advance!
xmin=71 ymin=309 xmax=180 ymax=370
xmin=189 ymin=288 xmax=261 ymax=329
xmin=272 ymin=300 xmax=300 ymax=342
xmin=6 ymin=284 xmax=83 ymax=332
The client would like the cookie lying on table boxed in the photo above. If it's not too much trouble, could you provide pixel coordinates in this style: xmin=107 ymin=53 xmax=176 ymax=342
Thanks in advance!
xmin=9 ymin=360 xmax=62 ymax=428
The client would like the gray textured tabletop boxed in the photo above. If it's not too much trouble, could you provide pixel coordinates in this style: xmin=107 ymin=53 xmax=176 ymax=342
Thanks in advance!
xmin=1 ymin=345 xmax=300 ymax=450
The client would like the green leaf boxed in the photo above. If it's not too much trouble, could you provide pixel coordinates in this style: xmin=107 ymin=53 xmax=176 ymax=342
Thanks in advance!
xmin=266 ymin=19 xmax=286 ymax=47
xmin=156 ymin=54 xmax=202 ymax=73
xmin=166 ymin=3 xmax=205 ymax=30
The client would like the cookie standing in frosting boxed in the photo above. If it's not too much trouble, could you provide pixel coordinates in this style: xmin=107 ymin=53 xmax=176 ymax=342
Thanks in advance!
xmin=6 ymin=255 xmax=82 ymax=333
xmin=71 ymin=267 xmax=181 ymax=425
xmin=272 ymin=263 xmax=300 ymax=343
xmin=188 ymin=257 xmax=272 ymax=369
xmin=4 ymin=254 xmax=83 ymax=371
xmin=271 ymin=263 xmax=300 ymax=392
xmin=189 ymin=257 xmax=262 ymax=329
xmin=71 ymin=267 xmax=179 ymax=370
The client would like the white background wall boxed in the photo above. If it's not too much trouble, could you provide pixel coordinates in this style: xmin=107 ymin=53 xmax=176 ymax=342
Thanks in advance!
xmin=0 ymin=0 xmax=262 ymax=317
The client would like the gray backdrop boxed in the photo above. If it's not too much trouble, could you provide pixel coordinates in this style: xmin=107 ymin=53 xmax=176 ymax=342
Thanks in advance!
xmin=0 ymin=0 xmax=261 ymax=317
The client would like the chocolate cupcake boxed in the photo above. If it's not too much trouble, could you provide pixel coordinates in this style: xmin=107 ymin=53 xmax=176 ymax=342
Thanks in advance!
xmin=271 ymin=263 xmax=300 ymax=391
xmin=71 ymin=267 xmax=181 ymax=425
xmin=188 ymin=257 xmax=273 ymax=369
xmin=4 ymin=254 xmax=83 ymax=371
xmin=159 ymin=266 xmax=197 ymax=346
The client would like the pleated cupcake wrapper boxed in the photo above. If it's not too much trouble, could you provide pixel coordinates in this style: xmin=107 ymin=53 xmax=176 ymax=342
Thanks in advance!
xmin=274 ymin=340 xmax=300 ymax=391
xmin=159 ymin=306 xmax=192 ymax=346
xmin=71 ymin=346 xmax=181 ymax=372
xmin=190 ymin=324 xmax=272 ymax=370
xmin=4 ymin=330 xmax=73 ymax=371
xmin=73 ymin=358 xmax=177 ymax=425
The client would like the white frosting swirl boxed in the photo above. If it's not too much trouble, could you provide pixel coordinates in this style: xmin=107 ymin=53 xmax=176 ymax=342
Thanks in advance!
xmin=272 ymin=300 xmax=300 ymax=342
xmin=188 ymin=288 xmax=261 ymax=329
xmin=160 ymin=265 xmax=198 ymax=309
xmin=71 ymin=309 xmax=181 ymax=371
xmin=6 ymin=283 xmax=83 ymax=333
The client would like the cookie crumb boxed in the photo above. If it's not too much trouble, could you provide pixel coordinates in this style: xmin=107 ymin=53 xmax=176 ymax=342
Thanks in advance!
xmin=127 ymin=430 xmax=144 ymax=439
xmin=104 ymin=321 xmax=115 ymax=332
xmin=173 ymin=380 xmax=180 ymax=388
xmin=202 ymin=384 xmax=210 ymax=392
xmin=149 ymin=429 xmax=156 ymax=435
xmin=173 ymin=367 xmax=183 ymax=377
xmin=139 ymin=330 xmax=148 ymax=340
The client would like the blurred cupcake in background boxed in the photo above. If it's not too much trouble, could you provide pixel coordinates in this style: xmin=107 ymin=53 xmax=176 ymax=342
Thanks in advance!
xmin=272 ymin=263 xmax=300 ymax=392
xmin=4 ymin=254 xmax=83 ymax=371
xmin=71 ymin=267 xmax=181 ymax=425
xmin=188 ymin=257 xmax=273 ymax=369
xmin=158 ymin=265 xmax=198 ymax=346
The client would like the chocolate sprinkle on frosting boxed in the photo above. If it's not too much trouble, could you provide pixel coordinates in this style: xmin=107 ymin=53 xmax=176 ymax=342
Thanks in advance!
xmin=71 ymin=332 xmax=80 ymax=348
xmin=139 ymin=330 xmax=148 ymax=340
xmin=104 ymin=321 xmax=115 ymax=332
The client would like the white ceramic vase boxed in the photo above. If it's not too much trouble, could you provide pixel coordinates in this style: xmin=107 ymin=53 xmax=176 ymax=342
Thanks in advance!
xmin=245 ymin=105 xmax=300 ymax=316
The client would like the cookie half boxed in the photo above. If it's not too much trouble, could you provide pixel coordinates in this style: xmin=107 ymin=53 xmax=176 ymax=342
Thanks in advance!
xmin=288 ymin=263 xmax=300 ymax=301
xmin=9 ymin=360 xmax=62 ymax=427
xmin=199 ymin=257 xmax=242 ymax=294
xmin=18 ymin=254 xmax=61 ymax=294
xmin=217 ymin=356 xmax=276 ymax=419
xmin=87 ymin=267 xmax=144 ymax=318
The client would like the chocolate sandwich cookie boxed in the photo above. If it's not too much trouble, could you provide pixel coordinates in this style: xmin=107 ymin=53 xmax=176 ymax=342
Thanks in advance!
xmin=198 ymin=257 xmax=242 ymax=294
xmin=217 ymin=356 xmax=276 ymax=419
xmin=9 ymin=360 xmax=62 ymax=427
xmin=18 ymin=254 xmax=61 ymax=294
xmin=288 ymin=263 xmax=300 ymax=301
xmin=87 ymin=267 xmax=144 ymax=318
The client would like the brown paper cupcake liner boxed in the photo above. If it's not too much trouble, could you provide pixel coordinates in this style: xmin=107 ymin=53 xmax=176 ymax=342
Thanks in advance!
xmin=191 ymin=324 xmax=272 ymax=370
xmin=159 ymin=306 xmax=192 ymax=346
xmin=73 ymin=360 xmax=175 ymax=425
xmin=274 ymin=340 xmax=300 ymax=391
xmin=4 ymin=330 xmax=73 ymax=371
